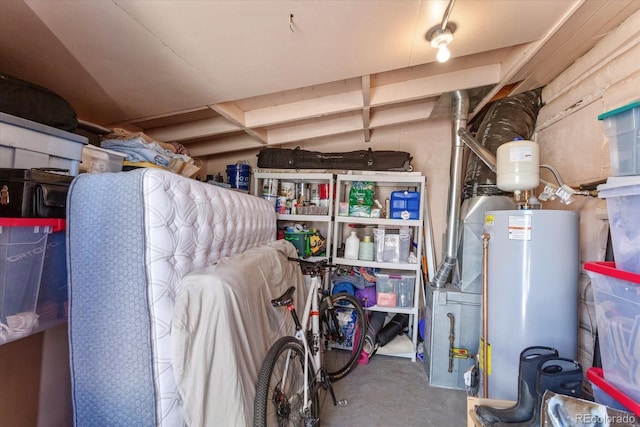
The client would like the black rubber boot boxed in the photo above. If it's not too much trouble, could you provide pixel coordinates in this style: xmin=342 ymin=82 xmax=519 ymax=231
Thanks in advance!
xmin=492 ymin=357 xmax=583 ymax=427
xmin=475 ymin=346 xmax=558 ymax=424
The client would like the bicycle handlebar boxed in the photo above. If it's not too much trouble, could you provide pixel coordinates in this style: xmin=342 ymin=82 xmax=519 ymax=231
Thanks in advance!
xmin=287 ymin=257 xmax=336 ymax=272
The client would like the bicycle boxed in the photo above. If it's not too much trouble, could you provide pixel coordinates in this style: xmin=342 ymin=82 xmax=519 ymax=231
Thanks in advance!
xmin=253 ymin=257 xmax=367 ymax=427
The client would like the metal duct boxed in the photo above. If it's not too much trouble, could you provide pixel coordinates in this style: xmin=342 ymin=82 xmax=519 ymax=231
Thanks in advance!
xmin=457 ymin=128 xmax=496 ymax=173
xmin=463 ymin=88 xmax=543 ymax=198
xmin=433 ymin=90 xmax=469 ymax=287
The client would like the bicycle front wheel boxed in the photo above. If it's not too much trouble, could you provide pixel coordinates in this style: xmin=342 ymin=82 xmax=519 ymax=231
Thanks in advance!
xmin=254 ymin=336 xmax=319 ymax=427
xmin=319 ymin=292 xmax=367 ymax=382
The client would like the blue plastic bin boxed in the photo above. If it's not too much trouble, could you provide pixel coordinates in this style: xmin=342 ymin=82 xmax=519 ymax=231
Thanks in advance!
xmin=390 ymin=191 xmax=420 ymax=219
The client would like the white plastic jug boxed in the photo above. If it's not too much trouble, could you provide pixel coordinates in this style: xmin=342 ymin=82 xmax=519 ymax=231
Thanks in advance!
xmin=344 ymin=231 xmax=360 ymax=260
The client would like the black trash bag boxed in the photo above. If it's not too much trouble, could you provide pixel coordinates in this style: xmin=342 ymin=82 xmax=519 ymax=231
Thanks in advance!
xmin=376 ymin=313 xmax=410 ymax=347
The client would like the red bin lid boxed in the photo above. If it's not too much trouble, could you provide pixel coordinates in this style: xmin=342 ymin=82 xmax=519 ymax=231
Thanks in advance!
xmin=587 ymin=367 xmax=640 ymax=416
xmin=0 ymin=217 xmax=66 ymax=232
xmin=584 ymin=262 xmax=640 ymax=285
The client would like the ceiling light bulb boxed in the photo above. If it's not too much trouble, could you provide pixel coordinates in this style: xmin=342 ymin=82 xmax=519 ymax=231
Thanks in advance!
xmin=437 ymin=45 xmax=451 ymax=62
xmin=428 ymin=27 xmax=454 ymax=63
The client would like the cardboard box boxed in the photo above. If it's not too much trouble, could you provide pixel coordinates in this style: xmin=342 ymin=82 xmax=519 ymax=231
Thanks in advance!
xmin=466 ymin=396 xmax=515 ymax=427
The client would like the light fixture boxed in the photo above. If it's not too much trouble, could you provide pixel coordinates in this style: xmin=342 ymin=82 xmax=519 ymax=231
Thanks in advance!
xmin=430 ymin=27 xmax=454 ymax=62
xmin=425 ymin=0 xmax=457 ymax=63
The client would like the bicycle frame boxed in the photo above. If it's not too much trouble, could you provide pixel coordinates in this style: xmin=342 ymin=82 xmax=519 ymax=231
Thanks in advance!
xmin=255 ymin=255 xmax=362 ymax=427
xmin=280 ymin=272 xmax=323 ymax=417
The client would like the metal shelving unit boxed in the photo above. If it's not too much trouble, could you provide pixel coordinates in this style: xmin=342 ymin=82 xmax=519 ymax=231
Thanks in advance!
xmin=252 ymin=171 xmax=335 ymax=263
xmin=331 ymin=171 xmax=434 ymax=361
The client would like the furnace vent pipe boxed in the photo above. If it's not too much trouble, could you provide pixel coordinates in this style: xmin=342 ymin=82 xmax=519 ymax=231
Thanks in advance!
xmin=433 ymin=90 xmax=469 ymax=287
xmin=457 ymin=128 xmax=496 ymax=173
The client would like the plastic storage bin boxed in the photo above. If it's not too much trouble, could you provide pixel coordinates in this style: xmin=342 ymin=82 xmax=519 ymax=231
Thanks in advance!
xmin=598 ymin=101 xmax=640 ymax=176
xmin=584 ymin=262 xmax=640 ymax=404
xmin=587 ymin=367 xmax=640 ymax=416
xmin=36 ymin=225 xmax=68 ymax=324
xmin=374 ymin=226 xmax=411 ymax=263
xmin=375 ymin=270 xmax=415 ymax=307
xmin=390 ymin=191 xmax=420 ymax=219
xmin=81 ymin=145 xmax=126 ymax=173
xmin=0 ymin=112 xmax=87 ymax=176
xmin=0 ymin=218 xmax=63 ymax=344
xmin=597 ymin=176 xmax=640 ymax=273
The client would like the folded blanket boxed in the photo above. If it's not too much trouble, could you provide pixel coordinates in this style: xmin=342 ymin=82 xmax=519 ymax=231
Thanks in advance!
xmin=101 ymin=128 xmax=193 ymax=167
xmin=101 ymin=136 xmax=172 ymax=166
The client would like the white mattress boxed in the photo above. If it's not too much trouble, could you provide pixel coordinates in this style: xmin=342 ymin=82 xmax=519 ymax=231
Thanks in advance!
xmin=67 ymin=168 xmax=276 ymax=426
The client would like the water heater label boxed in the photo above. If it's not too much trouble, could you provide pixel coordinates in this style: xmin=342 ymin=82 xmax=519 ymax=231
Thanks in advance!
xmin=485 ymin=214 xmax=494 ymax=226
xmin=509 ymin=146 xmax=534 ymax=162
xmin=508 ymin=215 xmax=532 ymax=240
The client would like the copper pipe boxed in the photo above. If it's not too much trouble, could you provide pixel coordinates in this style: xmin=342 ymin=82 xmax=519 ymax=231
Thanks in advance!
xmin=481 ymin=232 xmax=491 ymax=398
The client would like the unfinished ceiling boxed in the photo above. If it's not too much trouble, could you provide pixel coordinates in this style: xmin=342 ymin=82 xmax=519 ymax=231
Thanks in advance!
xmin=1 ymin=0 xmax=639 ymax=159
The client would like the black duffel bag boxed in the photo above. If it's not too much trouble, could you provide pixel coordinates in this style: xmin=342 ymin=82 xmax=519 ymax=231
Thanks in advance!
xmin=257 ymin=146 xmax=412 ymax=171
xmin=0 ymin=72 xmax=78 ymax=131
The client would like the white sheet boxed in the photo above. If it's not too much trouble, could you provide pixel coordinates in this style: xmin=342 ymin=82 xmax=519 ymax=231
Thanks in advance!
xmin=171 ymin=240 xmax=307 ymax=427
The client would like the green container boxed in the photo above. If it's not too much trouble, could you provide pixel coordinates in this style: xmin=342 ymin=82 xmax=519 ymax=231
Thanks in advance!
xmin=284 ymin=231 xmax=311 ymax=258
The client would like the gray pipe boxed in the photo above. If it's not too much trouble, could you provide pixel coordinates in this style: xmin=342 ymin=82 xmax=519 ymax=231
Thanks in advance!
xmin=440 ymin=0 xmax=457 ymax=31
xmin=433 ymin=90 xmax=469 ymax=287
xmin=540 ymin=164 xmax=565 ymax=186
xmin=457 ymin=128 xmax=496 ymax=173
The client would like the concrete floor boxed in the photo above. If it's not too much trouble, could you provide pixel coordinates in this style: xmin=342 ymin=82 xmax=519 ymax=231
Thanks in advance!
xmin=319 ymin=355 xmax=468 ymax=426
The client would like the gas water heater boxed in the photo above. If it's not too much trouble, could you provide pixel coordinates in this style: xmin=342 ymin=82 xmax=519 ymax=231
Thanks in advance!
xmin=481 ymin=209 xmax=579 ymax=400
